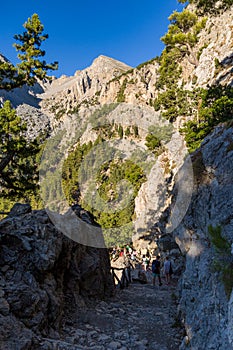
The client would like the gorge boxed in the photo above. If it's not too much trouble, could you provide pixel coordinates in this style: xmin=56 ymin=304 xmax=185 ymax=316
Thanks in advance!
xmin=0 ymin=1 xmax=233 ymax=349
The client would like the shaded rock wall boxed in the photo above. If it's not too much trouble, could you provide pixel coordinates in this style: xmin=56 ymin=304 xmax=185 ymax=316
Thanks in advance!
xmin=0 ymin=204 xmax=114 ymax=349
xmin=171 ymin=125 xmax=233 ymax=349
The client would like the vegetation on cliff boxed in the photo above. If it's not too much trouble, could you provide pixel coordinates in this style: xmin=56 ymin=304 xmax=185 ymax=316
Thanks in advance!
xmin=209 ymin=224 xmax=233 ymax=299
xmin=181 ymin=85 xmax=233 ymax=151
xmin=152 ymin=3 xmax=233 ymax=152
xmin=178 ymin=0 xmax=233 ymax=14
xmin=61 ymin=105 xmax=149 ymax=246
xmin=161 ymin=9 xmax=206 ymax=67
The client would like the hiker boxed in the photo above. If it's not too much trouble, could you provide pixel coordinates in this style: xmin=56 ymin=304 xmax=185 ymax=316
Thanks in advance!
xmin=130 ymin=250 xmax=136 ymax=261
xmin=142 ymin=255 xmax=147 ymax=271
xmin=151 ymin=255 xmax=162 ymax=286
xmin=119 ymin=249 xmax=124 ymax=257
xmin=145 ymin=253 xmax=150 ymax=271
xmin=164 ymin=256 xmax=173 ymax=285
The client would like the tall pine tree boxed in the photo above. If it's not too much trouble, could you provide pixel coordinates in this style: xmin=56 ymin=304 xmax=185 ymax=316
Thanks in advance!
xmin=0 ymin=14 xmax=58 ymax=200
xmin=161 ymin=9 xmax=206 ymax=67
xmin=0 ymin=101 xmax=39 ymax=198
xmin=0 ymin=13 xmax=58 ymax=90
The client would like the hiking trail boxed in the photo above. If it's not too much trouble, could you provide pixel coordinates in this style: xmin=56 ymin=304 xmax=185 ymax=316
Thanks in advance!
xmin=41 ymin=268 xmax=184 ymax=350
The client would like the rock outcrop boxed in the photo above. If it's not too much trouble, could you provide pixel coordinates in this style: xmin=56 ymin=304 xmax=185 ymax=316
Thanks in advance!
xmin=0 ymin=203 xmax=114 ymax=349
xmin=182 ymin=7 xmax=233 ymax=88
xmin=16 ymin=104 xmax=51 ymax=141
xmin=40 ymin=55 xmax=132 ymax=119
xmin=168 ymin=125 xmax=233 ymax=349
xmin=0 ymin=80 xmax=44 ymax=110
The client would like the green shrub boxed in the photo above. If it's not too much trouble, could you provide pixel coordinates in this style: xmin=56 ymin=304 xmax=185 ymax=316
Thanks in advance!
xmin=208 ymin=224 xmax=233 ymax=299
xmin=208 ymin=224 xmax=230 ymax=251
xmin=181 ymin=86 xmax=233 ymax=152
xmin=132 ymin=125 xmax=139 ymax=138
xmin=117 ymin=78 xmax=127 ymax=102
xmin=178 ymin=0 xmax=232 ymax=15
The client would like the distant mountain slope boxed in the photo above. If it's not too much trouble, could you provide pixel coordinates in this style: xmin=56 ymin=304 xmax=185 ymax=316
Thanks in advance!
xmin=0 ymin=53 xmax=45 ymax=109
xmin=0 ymin=83 xmax=44 ymax=109
xmin=38 ymin=5 xmax=233 ymax=121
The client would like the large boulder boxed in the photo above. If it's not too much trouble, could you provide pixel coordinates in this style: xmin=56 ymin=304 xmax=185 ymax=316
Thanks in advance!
xmin=0 ymin=204 xmax=114 ymax=348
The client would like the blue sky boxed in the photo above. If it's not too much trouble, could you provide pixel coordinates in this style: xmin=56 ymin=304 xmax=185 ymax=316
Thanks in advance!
xmin=1 ymin=1 xmax=184 ymax=77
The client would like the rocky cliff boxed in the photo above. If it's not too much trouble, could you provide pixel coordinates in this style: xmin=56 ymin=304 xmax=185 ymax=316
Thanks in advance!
xmin=40 ymin=55 xmax=132 ymax=122
xmin=0 ymin=203 xmax=114 ymax=349
xmin=171 ymin=124 xmax=233 ymax=349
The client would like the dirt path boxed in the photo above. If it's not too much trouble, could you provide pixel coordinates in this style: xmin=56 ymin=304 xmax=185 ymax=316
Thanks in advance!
xmin=40 ymin=270 xmax=184 ymax=350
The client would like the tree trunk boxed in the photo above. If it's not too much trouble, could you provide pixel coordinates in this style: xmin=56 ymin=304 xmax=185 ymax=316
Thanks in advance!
xmin=186 ymin=42 xmax=199 ymax=67
xmin=0 ymin=152 xmax=14 ymax=174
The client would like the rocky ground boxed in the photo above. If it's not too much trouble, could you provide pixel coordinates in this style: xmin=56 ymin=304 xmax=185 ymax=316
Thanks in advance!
xmin=39 ymin=268 xmax=184 ymax=350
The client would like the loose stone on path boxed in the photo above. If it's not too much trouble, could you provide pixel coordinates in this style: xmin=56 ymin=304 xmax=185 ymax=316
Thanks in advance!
xmin=40 ymin=271 xmax=184 ymax=350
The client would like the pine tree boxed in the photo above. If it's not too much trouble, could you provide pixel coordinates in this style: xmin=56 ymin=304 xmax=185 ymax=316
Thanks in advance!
xmin=161 ymin=9 xmax=206 ymax=67
xmin=0 ymin=101 xmax=39 ymax=198
xmin=0 ymin=13 xmax=58 ymax=90
xmin=0 ymin=14 xmax=57 ymax=199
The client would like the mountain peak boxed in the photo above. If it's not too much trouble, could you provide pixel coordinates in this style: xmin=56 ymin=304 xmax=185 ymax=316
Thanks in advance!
xmin=42 ymin=54 xmax=132 ymax=100
xmin=90 ymin=54 xmax=132 ymax=73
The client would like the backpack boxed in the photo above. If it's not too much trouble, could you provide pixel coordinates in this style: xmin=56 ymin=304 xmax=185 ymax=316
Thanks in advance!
xmin=152 ymin=260 xmax=160 ymax=273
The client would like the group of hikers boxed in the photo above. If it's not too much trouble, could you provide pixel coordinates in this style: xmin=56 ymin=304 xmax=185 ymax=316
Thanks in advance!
xmin=139 ymin=255 xmax=173 ymax=286
xmin=110 ymin=245 xmax=174 ymax=286
xmin=110 ymin=245 xmax=137 ymax=260
xmin=151 ymin=255 xmax=173 ymax=286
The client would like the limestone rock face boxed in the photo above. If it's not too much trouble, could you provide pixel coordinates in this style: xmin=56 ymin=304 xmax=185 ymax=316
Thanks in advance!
xmin=134 ymin=131 xmax=192 ymax=239
xmin=40 ymin=55 xmax=132 ymax=117
xmin=170 ymin=125 xmax=233 ymax=349
xmin=0 ymin=204 xmax=114 ymax=348
xmin=177 ymin=5 xmax=233 ymax=89
xmin=16 ymin=104 xmax=51 ymax=141
xmin=99 ymin=59 xmax=159 ymax=106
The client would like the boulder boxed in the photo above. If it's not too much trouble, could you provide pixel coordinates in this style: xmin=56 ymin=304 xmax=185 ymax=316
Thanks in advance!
xmin=0 ymin=204 xmax=114 ymax=348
